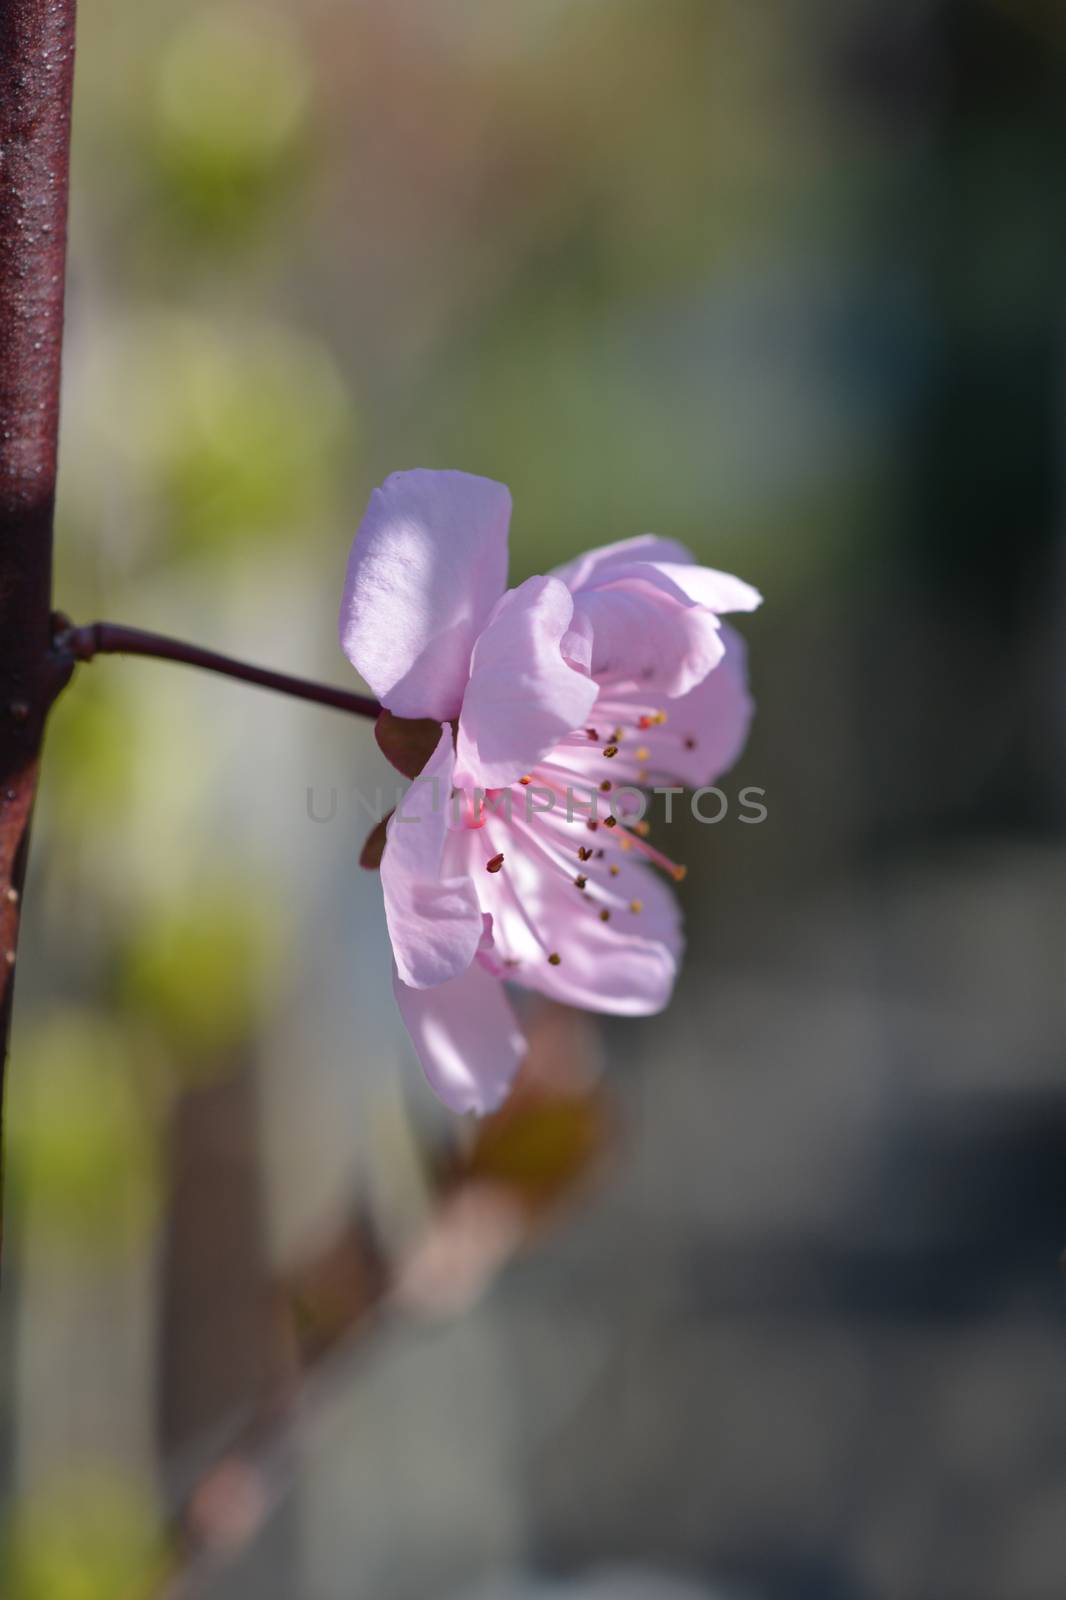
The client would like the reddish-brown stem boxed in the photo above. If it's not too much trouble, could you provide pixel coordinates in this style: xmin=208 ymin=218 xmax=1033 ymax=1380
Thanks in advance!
xmin=0 ymin=0 xmax=79 ymax=1254
xmin=54 ymin=618 xmax=382 ymax=721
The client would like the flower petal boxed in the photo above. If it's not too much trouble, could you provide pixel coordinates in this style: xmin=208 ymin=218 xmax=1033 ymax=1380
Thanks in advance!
xmin=339 ymin=469 xmax=511 ymax=720
xmin=552 ymin=534 xmax=695 ymax=594
xmin=571 ymin=574 xmax=725 ymax=698
xmin=567 ymin=623 xmax=755 ymax=790
xmin=622 ymin=560 xmax=762 ymax=616
xmin=393 ymin=960 xmax=527 ymax=1115
xmin=456 ymin=575 xmax=599 ymax=790
xmin=381 ymin=725 xmax=483 ymax=988
xmin=470 ymin=808 xmax=683 ymax=1016
xmin=648 ymin=622 xmax=754 ymax=787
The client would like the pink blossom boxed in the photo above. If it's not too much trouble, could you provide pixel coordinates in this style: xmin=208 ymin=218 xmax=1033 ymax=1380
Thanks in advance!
xmin=340 ymin=470 xmax=760 ymax=1114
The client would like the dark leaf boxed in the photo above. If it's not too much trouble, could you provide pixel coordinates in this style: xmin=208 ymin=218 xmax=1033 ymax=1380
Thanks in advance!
xmin=358 ymin=811 xmax=392 ymax=870
xmin=374 ymin=710 xmax=442 ymax=779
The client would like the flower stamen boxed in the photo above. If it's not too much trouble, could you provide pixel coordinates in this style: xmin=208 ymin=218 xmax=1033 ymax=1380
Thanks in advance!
xmin=607 ymin=819 xmax=687 ymax=883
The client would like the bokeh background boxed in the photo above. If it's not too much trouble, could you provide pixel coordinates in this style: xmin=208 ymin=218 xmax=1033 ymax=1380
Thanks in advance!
xmin=3 ymin=2 xmax=1066 ymax=1597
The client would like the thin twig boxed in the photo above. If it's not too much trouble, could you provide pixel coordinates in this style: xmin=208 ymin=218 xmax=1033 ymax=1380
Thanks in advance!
xmin=53 ymin=617 xmax=381 ymax=721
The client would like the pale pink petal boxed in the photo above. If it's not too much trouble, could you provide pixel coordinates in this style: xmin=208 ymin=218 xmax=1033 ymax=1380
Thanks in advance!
xmin=393 ymin=961 xmax=527 ymax=1115
xmin=339 ymin=470 xmax=511 ymax=720
xmin=622 ymin=560 xmax=762 ymax=615
xmin=552 ymin=533 xmax=694 ymax=594
xmin=556 ymin=535 xmax=761 ymax=617
xmin=471 ymin=808 xmax=682 ymax=1015
xmin=560 ymin=605 xmax=594 ymax=675
xmin=572 ymin=576 xmax=725 ymax=698
xmin=381 ymin=726 xmax=483 ymax=989
xmin=562 ymin=623 xmax=754 ymax=790
xmin=455 ymin=576 xmax=599 ymax=790
xmin=649 ymin=622 xmax=754 ymax=786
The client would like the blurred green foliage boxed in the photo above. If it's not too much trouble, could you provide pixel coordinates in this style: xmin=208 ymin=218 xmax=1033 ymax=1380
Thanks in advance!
xmin=119 ymin=884 xmax=282 ymax=1075
xmin=150 ymin=7 xmax=312 ymax=241
xmin=78 ymin=314 xmax=354 ymax=565
xmin=6 ymin=1017 xmax=162 ymax=1258
xmin=2 ymin=1473 xmax=167 ymax=1600
xmin=42 ymin=674 xmax=136 ymax=831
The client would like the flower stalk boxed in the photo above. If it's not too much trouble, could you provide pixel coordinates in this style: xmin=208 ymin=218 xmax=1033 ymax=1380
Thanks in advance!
xmin=54 ymin=618 xmax=382 ymax=721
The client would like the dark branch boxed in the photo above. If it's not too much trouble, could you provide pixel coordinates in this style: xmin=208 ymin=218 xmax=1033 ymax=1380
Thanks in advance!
xmin=0 ymin=0 xmax=79 ymax=1263
xmin=53 ymin=618 xmax=382 ymax=721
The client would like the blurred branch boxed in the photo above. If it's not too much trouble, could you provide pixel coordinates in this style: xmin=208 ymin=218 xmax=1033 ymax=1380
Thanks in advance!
xmin=53 ymin=618 xmax=382 ymax=720
xmin=159 ymin=1018 xmax=609 ymax=1596
xmin=0 ymin=0 xmax=79 ymax=1260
